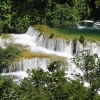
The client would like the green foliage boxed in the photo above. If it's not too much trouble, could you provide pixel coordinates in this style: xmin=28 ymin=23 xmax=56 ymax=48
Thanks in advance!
xmin=47 ymin=60 xmax=62 ymax=72
xmin=50 ymin=3 xmax=76 ymax=27
xmin=0 ymin=19 xmax=4 ymax=33
xmin=20 ymin=61 xmax=91 ymax=100
xmin=96 ymin=0 xmax=100 ymax=7
xmin=73 ymin=50 xmax=100 ymax=96
xmin=0 ymin=77 xmax=21 ymax=100
xmin=0 ymin=45 xmax=20 ymax=73
xmin=49 ymin=33 xmax=54 ymax=39
xmin=79 ymin=35 xmax=85 ymax=44
xmin=0 ymin=60 xmax=100 ymax=99
xmin=0 ymin=0 xmax=13 ymax=32
xmin=0 ymin=0 xmax=99 ymax=33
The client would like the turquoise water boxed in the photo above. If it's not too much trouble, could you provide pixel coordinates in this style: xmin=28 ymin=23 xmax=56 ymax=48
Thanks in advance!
xmin=55 ymin=21 xmax=100 ymax=39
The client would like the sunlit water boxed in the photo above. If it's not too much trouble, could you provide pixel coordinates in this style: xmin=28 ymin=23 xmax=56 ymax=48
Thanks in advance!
xmin=1 ymin=20 xmax=100 ymax=87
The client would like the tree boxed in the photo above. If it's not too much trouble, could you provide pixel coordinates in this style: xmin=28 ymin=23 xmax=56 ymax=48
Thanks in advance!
xmin=0 ymin=0 xmax=99 ymax=33
xmin=0 ymin=76 xmax=22 ymax=100
xmin=50 ymin=3 xmax=75 ymax=27
xmin=0 ymin=45 xmax=20 ymax=73
xmin=73 ymin=50 xmax=100 ymax=99
xmin=20 ymin=61 xmax=92 ymax=100
xmin=1 ymin=60 xmax=100 ymax=99
xmin=0 ymin=0 xmax=13 ymax=32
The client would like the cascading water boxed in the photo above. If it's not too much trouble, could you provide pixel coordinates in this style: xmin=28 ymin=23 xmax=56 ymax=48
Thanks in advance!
xmin=25 ymin=26 xmax=100 ymax=56
xmin=26 ymin=26 xmax=73 ymax=53
xmin=3 ymin=57 xmax=67 ymax=73
xmin=1 ymin=21 xmax=100 ymax=79
xmin=27 ymin=27 xmax=71 ymax=55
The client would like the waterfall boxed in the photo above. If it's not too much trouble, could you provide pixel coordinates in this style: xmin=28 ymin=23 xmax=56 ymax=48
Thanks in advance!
xmin=3 ymin=57 xmax=67 ymax=73
xmin=25 ymin=27 xmax=100 ymax=57
xmin=36 ymin=34 xmax=68 ymax=52
xmin=81 ymin=41 xmax=100 ymax=56
xmin=1 ymin=26 xmax=100 ymax=76
xmin=26 ymin=26 xmax=40 ymax=43
xmin=25 ymin=26 xmax=70 ymax=53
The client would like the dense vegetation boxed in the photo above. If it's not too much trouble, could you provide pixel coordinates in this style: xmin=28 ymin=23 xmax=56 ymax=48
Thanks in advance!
xmin=73 ymin=51 xmax=100 ymax=99
xmin=0 ymin=58 xmax=100 ymax=100
xmin=0 ymin=43 xmax=100 ymax=99
xmin=0 ymin=0 xmax=100 ymax=33
xmin=0 ymin=46 xmax=100 ymax=99
xmin=0 ymin=0 xmax=100 ymax=99
xmin=0 ymin=45 xmax=20 ymax=73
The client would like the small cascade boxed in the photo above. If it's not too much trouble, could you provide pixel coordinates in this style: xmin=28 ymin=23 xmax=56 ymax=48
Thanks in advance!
xmin=74 ymin=41 xmax=100 ymax=57
xmin=1 ymin=26 xmax=100 ymax=78
xmin=25 ymin=27 xmax=78 ymax=55
xmin=3 ymin=57 xmax=67 ymax=73
xmin=26 ymin=26 xmax=40 ymax=37
xmin=82 ymin=41 xmax=100 ymax=56
xmin=26 ymin=26 xmax=40 ymax=43
xmin=96 ymin=42 xmax=100 ymax=57
xmin=36 ymin=34 xmax=68 ymax=52
xmin=25 ymin=26 xmax=100 ymax=57
xmin=66 ymin=58 xmax=83 ymax=79
xmin=76 ymin=42 xmax=84 ymax=56
xmin=25 ymin=26 xmax=71 ymax=53
xmin=65 ymin=40 xmax=73 ymax=55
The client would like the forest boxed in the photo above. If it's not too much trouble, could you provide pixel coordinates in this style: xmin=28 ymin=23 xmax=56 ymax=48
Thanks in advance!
xmin=0 ymin=0 xmax=100 ymax=100
xmin=0 ymin=0 xmax=100 ymax=33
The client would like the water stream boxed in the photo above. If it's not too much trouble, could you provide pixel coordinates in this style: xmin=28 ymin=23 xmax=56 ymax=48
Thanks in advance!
xmin=1 ymin=20 xmax=100 ymax=80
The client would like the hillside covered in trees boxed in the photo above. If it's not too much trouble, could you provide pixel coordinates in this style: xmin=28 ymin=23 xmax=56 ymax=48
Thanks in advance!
xmin=0 ymin=0 xmax=100 ymax=33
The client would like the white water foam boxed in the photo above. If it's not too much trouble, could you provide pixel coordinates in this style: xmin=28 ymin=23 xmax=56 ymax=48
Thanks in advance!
xmin=11 ymin=27 xmax=73 ymax=58
xmin=77 ymin=20 xmax=100 ymax=29
xmin=1 ymin=71 xmax=28 ymax=79
xmin=1 ymin=26 xmax=100 ymax=81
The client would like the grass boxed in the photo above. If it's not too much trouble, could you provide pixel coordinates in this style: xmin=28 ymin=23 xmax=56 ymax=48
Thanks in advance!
xmin=20 ymin=50 xmax=68 ymax=67
xmin=1 ymin=33 xmax=11 ymax=39
xmin=12 ymin=42 xmax=67 ymax=66
xmin=19 ymin=50 xmax=68 ymax=68
xmin=34 ymin=25 xmax=100 ymax=41
xmin=34 ymin=25 xmax=76 ymax=40
xmin=20 ymin=50 xmax=66 ymax=60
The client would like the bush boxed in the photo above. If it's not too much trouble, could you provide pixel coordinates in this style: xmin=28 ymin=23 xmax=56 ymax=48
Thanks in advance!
xmin=79 ymin=35 xmax=85 ymax=44
xmin=0 ymin=19 xmax=4 ymax=33
xmin=0 ymin=45 xmax=21 ymax=73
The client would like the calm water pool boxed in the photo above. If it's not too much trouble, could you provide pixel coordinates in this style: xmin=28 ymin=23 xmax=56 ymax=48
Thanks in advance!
xmin=55 ymin=21 xmax=100 ymax=40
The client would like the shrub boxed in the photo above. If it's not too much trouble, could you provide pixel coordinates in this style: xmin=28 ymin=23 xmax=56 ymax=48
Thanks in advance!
xmin=79 ymin=35 xmax=85 ymax=44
